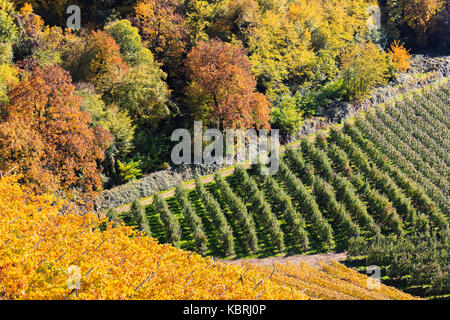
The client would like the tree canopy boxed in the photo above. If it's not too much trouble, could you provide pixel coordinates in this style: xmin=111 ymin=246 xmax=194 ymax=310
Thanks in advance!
xmin=186 ymin=39 xmax=270 ymax=129
xmin=0 ymin=0 xmax=426 ymax=193
xmin=0 ymin=66 xmax=109 ymax=199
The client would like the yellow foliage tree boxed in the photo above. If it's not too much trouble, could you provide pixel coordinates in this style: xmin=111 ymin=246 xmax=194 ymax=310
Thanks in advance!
xmin=248 ymin=9 xmax=315 ymax=97
xmin=248 ymin=0 xmax=370 ymax=97
xmin=340 ymin=41 xmax=390 ymax=101
xmin=402 ymin=0 xmax=444 ymax=31
xmin=387 ymin=0 xmax=445 ymax=46
xmin=0 ymin=63 xmax=18 ymax=104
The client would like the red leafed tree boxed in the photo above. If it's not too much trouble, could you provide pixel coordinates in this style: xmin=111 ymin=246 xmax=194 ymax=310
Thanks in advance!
xmin=185 ymin=39 xmax=270 ymax=129
xmin=0 ymin=65 xmax=111 ymax=199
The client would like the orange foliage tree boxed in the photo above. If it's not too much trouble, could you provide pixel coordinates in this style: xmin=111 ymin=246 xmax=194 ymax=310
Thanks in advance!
xmin=388 ymin=41 xmax=412 ymax=73
xmin=0 ymin=66 xmax=110 ymax=199
xmin=61 ymin=30 xmax=128 ymax=93
xmin=13 ymin=3 xmax=65 ymax=66
xmin=86 ymin=30 xmax=129 ymax=92
xmin=185 ymin=39 xmax=270 ymax=129
xmin=134 ymin=0 xmax=188 ymax=79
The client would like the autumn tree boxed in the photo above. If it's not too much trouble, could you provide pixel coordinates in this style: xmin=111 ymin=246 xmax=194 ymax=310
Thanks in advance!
xmin=314 ymin=0 xmax=369 ymax=51
xmin=0 ymin=66 xmax=110 ymax=199
xmin=388 ymin=41 xmax=412 ymax=73
xmin=62 ymin=30 xmax=128 ymax=93
xmin=401 ymin=0 xmax=444 ymax=32
xmin=186 ymin=39 xmax=270 ymax=129
xmin=12 ymin=0 xmax=74 ymax=25
xmin=207 ymin=0 xmax=260 ymax=45
xmin=11 ymin=0 xmax=138 ymax=26
xmin=102 ymin=19 xmax=171 ymax=126
xmin=0 ymin=64 xmax=18 ymax=104
xmin=0 ymin=0 xmax=18 ymax=103
xmin=183 ymin=0 xmax=214 ymax=45
xmin=62 ymin=24 xmax=170 ymax=127
xmin=107 ymin=64 xmax=171 ymax=126
xmin=248 ymin=9 xmax=315 ymax=98
xmin=248 ymin=0 xmax=369 ymax=98
xmin=60 ymin=30 xmax=91 ymax=80
xmin=13 ymin=3 xmax=44 ymax=59
xmin=387 ymin=0 xmax=445 ymax=46
xmin=97 ymin=103 xmax=135 ymax=158
xmin=135 ymin=0 xmax=188 ymax=81
xmin=0 ymin=0 xmax=17 ymax=47
xmin=12 ymin=3 xmax=65 ymax=66
xmin=87 ymin=30 xmax=128 ymax=92
xmin=104 ymin=19 xmax=154 ymax=67
xmin=340 ymin=41 xmax=389 ymax=101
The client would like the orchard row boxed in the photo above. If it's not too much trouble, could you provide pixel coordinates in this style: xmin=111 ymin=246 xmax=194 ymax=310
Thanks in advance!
xmin=116 ymin=84 xmax=449 ymax=258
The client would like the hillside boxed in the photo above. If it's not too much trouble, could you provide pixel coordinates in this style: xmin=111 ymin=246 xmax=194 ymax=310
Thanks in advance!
xmin=0 ymin=0 xmax=448 ymax=302
xmin=95 ymin=56 xmax=450 ymax=213
xmin=114 ymin=80 xmax=449 ymax=299
xmin=0 ymin=175 xmax=417 ymax=300
xmin=118 ymin=81 xmax=449 ymax=258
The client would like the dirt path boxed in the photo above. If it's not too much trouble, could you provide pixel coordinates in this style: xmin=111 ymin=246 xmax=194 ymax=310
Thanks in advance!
xmin=221 ymin=252 xmax=348 ymax=268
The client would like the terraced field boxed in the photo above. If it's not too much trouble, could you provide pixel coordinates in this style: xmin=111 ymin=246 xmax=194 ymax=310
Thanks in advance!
xmin=2 ymin=174 xmax=418 ymax=300
xmin=120 ymin=82 xmax=449 ymax=259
